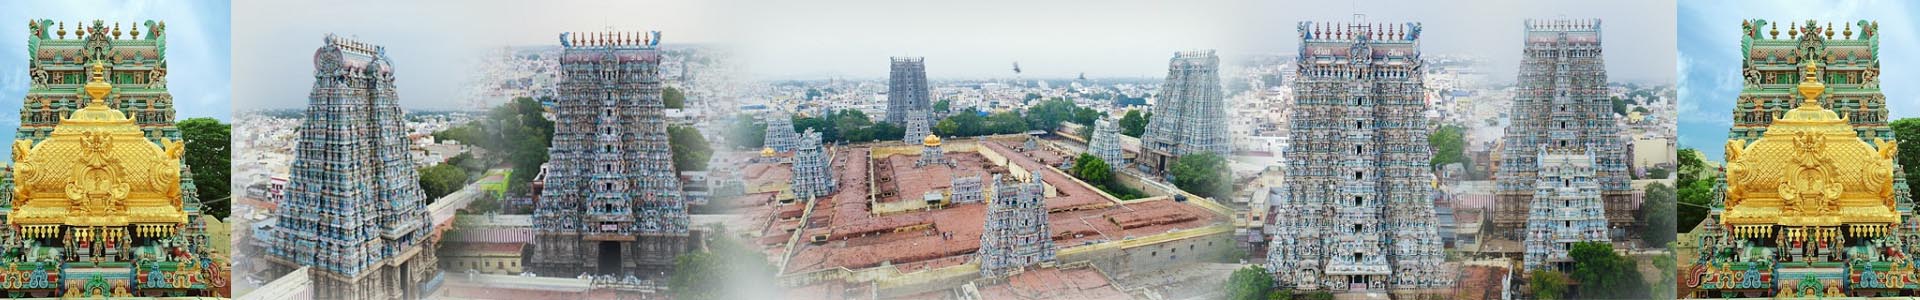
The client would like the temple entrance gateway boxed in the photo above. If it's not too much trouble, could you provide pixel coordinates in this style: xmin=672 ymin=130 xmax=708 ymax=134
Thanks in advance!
xmin=598 ymin=241 xmax=622 ymax=275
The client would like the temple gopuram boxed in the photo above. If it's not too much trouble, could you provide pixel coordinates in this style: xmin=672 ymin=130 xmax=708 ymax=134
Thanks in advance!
xmin=0 ymin=19 xmax=223 ymax=299
xmin=0 ymin=61 xmax=220 ymax=298
xmin=1685 ymin=59 xmax=1919 ymax=298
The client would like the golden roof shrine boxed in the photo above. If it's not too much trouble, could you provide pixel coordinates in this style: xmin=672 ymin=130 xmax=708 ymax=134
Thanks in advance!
xmin=8 ymin=61 xmax=186 ymax=237
xmin=1720 ymin=63 xmax=1899 ymax=233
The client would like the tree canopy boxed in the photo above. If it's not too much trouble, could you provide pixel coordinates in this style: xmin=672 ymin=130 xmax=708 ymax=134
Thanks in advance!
xmin=418 ymin=164 xmax=470 ymax=201
xmin=179 ymin=117 xmax=230 ymax=220
xmin=1118 ymin=109 xmax=1149 ymax=137
xmin=1675 ymin=148 xmax=1713 ymax=232
xmin=669 ymin=125 xmax=712 ymax=171
xmin=1225 ymin=265 xmax=1274 ymax=300
xmin=1171 ymin=152 xmax=1232 ymax=199
xmin=664 ymin=86 xmax=686 ymax=109
xmin=1529 ymin=270 xmax=1568 ymax=300
xmin=724 ymin=114 xmax=766 ymax=149
xmin=1640 ymin=181 xmax=1676 ymax=247
xmin=431 ymin=97 xmax=553 ymax=195
xmin=1429 ymin=124 xmax=1466 ymax=168
xmin=1569 ymin=241 xmax=1649 ymax=299
xmin=1893 ymin=118 xmax=1920 ymax=198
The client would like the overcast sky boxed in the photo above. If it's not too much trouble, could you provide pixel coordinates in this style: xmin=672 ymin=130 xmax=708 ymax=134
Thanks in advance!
xmin=0 ymin=0 xmax=231 ymax=122
xmin=1677 ymin=0 xmax=1920 ymax=161
xmin=730 ymin=0 xmax=1675 ymax=83
xmin=232 ymin=0 xmax=732 ymax=111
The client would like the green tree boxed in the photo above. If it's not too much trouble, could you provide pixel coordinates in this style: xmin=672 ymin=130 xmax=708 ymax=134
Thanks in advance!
xmin=1653 ymin=251 xmax=1677 ymax=299
xmin=1225 ymin=265 xmax=1273 ymax=300
xmin=1529 ymin=270 xmax=1569 ymax=300
xmin=986 ymin=110 xmax=1029 ymax=134
xmin=663 ymin=86 xmax=686 ymax=109
xmin=793 ymin=116 xmax=839 ymax=142
xmin=1268 ymin=290 xmax=1294 ymax=300
xmin=418 ymin=164 xmax=470 ymax=201
xmin=1569 ymin=241 xmax=1648 ymax=299
xmin=432 ymin=97 xmax=552 ymax=196
xmin=1611 ymin=96 xmax=1628 ymax=116
xmin=669 ymin=125 xmax=712 ymax=171
xmin=1119 ymin=109 xmax=1149 ymax=137
xmin=670 ymin=227 xmax=779 ymax=300
xmin=1071 ymin=154 xmax=1113 ymax=186
xmin=725 ymin=115 xmax=767 ymax=149
xmin=933 ymin=99 xmax=951 ymax=113
xmin=1892 ymin=118 xmax=1920 ymax=198
xmin=1304 ymin=291 xmax=1333 ymax=300
xmin=1171 ymin=152 xmax=1232 ymax=199
xmin=1428 ymin=124 xmax=1466 ymax=168
xmin=1640 ymin=182 xmax=1676 ymax=247
xmin=1675 ymin=148 xmax=1714 ymax=232
xmin=179 ymin=118 xmax=231 ymax=220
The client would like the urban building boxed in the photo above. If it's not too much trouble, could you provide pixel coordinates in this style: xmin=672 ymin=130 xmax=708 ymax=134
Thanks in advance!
xmin=1267 ymin=20 xmax=1450 ymax=291
xmin=529 ymin=31 xmax=689 ymax=277
xmin=267 ymin=34 xmax=437 ymax=300
xmin=1686 ymin=21 xmax=1919 ymax=297
xmin=979 ymin=174 xmax=1057 ymax=278
xmin=1139 ymin=50 xmax=1229 ymax=174
xmin=1493 ymin=19 xmax=1633 ymax=237
xmin=886 ymin=57 xmax=930 ymax=124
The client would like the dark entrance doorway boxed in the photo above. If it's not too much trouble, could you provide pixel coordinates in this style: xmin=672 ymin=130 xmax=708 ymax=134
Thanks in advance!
xmin=598 ymin=241 xmax=622 ymax=275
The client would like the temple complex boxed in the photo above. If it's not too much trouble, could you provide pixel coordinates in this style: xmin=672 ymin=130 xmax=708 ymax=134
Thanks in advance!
xmin=529 ymin=30 xmax=690 ymax=277
xmin=1493 ymin=19 xmax=1634 ymax=238
xmin=266 ymin=34 xmax=437 ymax=300
xmin=0 ymin=59 xmax=221 ymax=298
xmin=886 ymin=57 xmax=931 ymax=125
xmin=1266 ymin=20 xmax=1450 ymax=291
xmin=1138 ymin=50 xmax=1229 ymax=174
xmin=1686 ymin=27 xmax=1919 ymax=296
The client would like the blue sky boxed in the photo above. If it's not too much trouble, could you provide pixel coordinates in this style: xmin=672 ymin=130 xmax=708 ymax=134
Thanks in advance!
xmin=1679 ymin=0 xmax=1920 ymax=161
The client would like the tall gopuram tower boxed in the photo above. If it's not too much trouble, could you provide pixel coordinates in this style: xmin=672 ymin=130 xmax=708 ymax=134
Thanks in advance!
xmin=1139 ymin=50 xmax=1229 ymax=174
xmin=1492 ymin=19 xmax=1632 ymax=240
xmin=529 ymin=30 xmax=689 ymax=277
xmin=887 ymin=57 xmax=930 ymax=125
xmin=1089 ymin=114 xmax=1124 ymax=169
xmin=764 ymin=111 xmax=799 ymax=152
xmin=0 ymin=60 xmax=222 ymax=298
xmin=1266 ymin=20 xmax=1449 ymax=291
xmin=1686 ymin=61 xmax=1918 ymax=298
xmin=1521 ymin=149 xmax=1608 ymax=271
xmin=18 ymin=20 xmax=179 ymax=144
xmin=978 ymin=174 xmax=1055 ymax=278
xmin=266 ymin=34 xmax=436 ymax=300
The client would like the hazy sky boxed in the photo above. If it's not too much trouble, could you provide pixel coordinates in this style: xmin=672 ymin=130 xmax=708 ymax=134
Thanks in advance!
xmin=1677 ymin=0 xmax=1920 ymax=161
xmin=1240 ymin=0 xmax=1677 ymax=84
xmin=728 ymin=0 xmax=1256 ymax=80
xmin=0 ymin=0 xmax=232 ymax=125
xmin=232 ymin=0 xmax=732 ymax=111
xmin=730 ymin=0 xmax=1675 ymax=82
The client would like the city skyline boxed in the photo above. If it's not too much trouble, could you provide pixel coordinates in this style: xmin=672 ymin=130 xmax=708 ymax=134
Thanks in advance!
xmin=231 ymin=0 xmax=728 ymax=111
